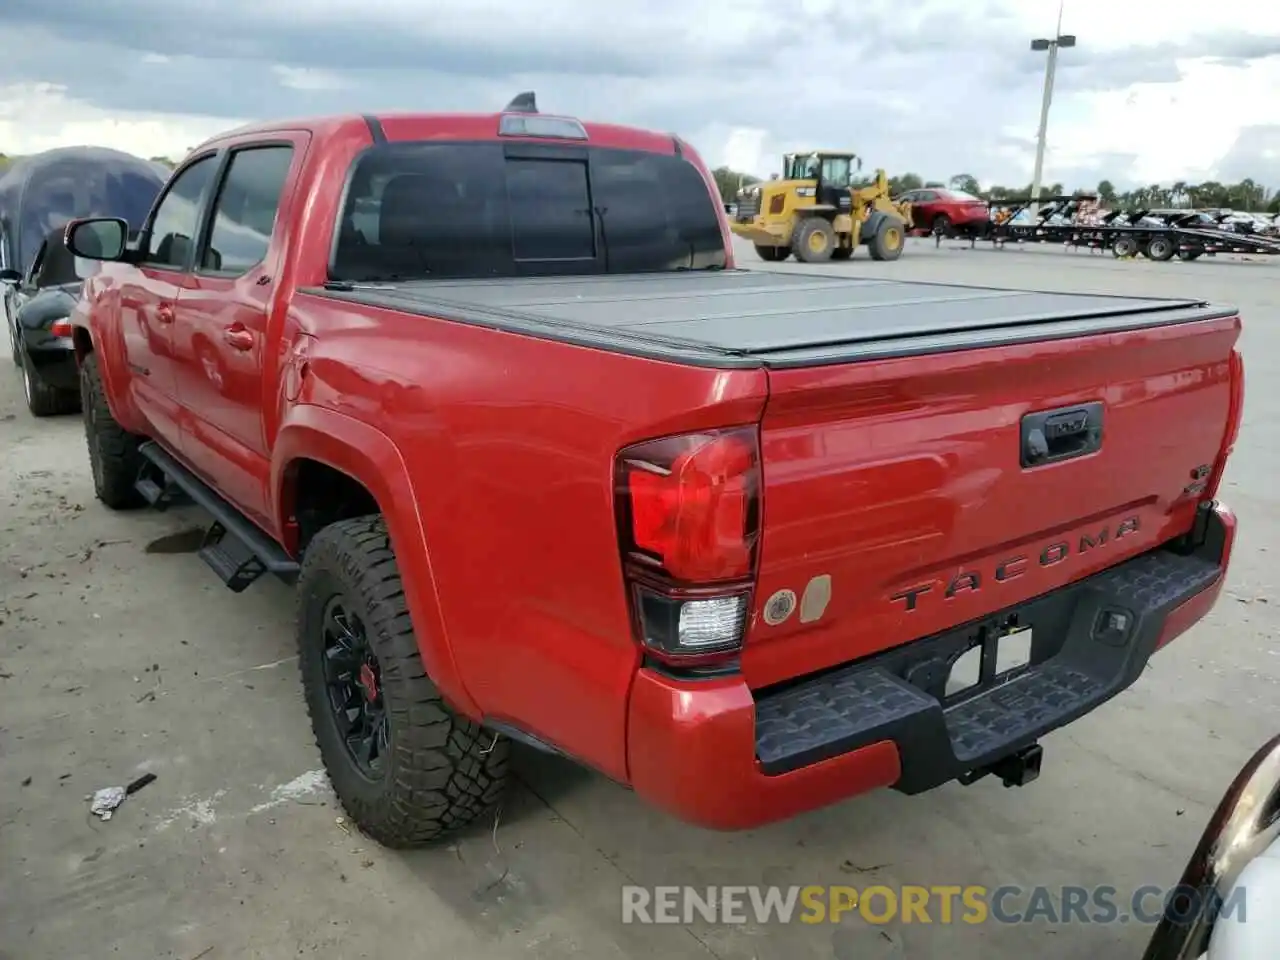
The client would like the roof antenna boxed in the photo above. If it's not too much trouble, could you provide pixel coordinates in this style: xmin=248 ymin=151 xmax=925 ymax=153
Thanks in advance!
xmin=504 ymin=91 xmax=538 ymax=113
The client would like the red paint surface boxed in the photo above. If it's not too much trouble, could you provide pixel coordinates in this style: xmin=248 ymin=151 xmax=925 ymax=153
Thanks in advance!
xmin=627 ymin=669 xmax=902 ymax=829
xmin=75 ymin=108 xmax=1243 ymax=826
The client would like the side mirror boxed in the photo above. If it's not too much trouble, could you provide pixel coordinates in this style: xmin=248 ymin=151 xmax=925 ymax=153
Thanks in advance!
xmin=0 ymin=268 xmax=20 ymax=285
xmin=856 ymin=157 xmax=863 ymax=171
xmin=65 ymin=217 xmax=128 ymax=261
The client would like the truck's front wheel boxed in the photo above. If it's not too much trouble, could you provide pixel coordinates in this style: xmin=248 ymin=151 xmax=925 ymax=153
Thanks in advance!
xmin=297 ymin=516 xmax=509 ymax=848
xmin=79 ymin=352 xmax=145 ymax=509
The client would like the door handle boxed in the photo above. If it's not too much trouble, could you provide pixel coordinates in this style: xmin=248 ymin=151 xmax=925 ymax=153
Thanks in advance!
xmin=222 ymin=324 xmax=254 ymax=351
xmin=156 ymin=303 xmax=175 ymax=325
xmin=1021 ymin=401 xmax=1104 ymax=468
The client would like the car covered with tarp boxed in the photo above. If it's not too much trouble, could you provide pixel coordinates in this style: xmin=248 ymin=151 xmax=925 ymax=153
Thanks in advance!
xmin=1 ymin=146 xmax=167 ymax=415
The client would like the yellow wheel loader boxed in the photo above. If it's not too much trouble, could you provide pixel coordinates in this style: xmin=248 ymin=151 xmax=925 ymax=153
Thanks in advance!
xmin=730 ymin=151 xmax=913 ymax=264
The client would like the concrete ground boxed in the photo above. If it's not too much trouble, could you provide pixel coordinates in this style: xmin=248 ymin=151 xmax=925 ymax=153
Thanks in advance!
xmin=1 ymin=237 xmax=1276 ymax=960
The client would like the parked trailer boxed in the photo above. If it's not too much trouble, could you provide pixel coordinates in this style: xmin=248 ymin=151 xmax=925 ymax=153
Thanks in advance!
xmin=935 ymin=198 xmax=1280 ymax=261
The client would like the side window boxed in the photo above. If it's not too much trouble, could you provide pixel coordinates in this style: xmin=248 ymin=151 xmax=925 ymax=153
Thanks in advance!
xmin=202 ymin=146 xmax=295 ymax=274
xmin=506 ymin=159 xmax=595 ymax=261
xmin=917 ymin=191 xmax=939 ymax=202
xmin=591 ymin=151 xmax=726 ymax=272
xmin=144 ymin=155 xmax=217 ymax=269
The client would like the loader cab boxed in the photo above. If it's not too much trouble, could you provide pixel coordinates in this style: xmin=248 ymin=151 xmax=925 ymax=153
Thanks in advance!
xmin=783 ymin=151 xmax=861 ymax=213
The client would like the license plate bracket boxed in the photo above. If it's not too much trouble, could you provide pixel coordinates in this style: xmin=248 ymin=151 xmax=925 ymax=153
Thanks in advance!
xmin=944 ymin=619 xmax=1035 ymax=701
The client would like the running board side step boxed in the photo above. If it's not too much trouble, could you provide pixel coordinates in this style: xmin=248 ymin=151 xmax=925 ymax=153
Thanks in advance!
xmin=136 ymin=441 xmax=300 ymax=591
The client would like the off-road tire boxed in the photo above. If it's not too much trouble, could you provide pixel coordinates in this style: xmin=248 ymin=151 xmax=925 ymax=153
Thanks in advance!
xmin=754 ymin=245 xmax=790 ymax=262
xmin=79 ymin=352 xmax=145 ymax=508
xmin=831 ymin=246 xmax=854 ymax=261
xmin=868 ymin=217 xmax=906 ymax=262
xmin=297 ymin=516 xmax=509 ymax=848
xmin=792 ymin=217 xmax=836 ymax=263
xmin=1146 ymin=235 xmax=1176 ymax=261
xmin=22 ymin=353 xmax=79 ymax=417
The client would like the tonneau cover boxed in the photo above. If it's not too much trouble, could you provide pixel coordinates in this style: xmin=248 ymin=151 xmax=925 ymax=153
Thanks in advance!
xmin=308 ymin=270 xmax=1232 ymax=368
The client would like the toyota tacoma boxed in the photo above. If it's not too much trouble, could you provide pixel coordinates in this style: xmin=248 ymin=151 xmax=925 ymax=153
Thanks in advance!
xmin=62 ymin=95 xmax=1243 ymax=846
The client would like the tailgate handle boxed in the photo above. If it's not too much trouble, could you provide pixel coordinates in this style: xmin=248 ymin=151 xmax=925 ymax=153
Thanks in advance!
xmin=1021 ymin=402 xmax=1103 ymax=467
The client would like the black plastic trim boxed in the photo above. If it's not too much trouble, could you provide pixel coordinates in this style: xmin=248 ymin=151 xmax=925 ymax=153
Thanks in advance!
xmin=643 ymin=656 xmax=742 ymax=681
xmin=137 ymin=441 xmax=299 ymax=581
xmin=752 ymin=513 xmax=1229 ymax=788
xmin=362 ymin=115 xmax=386 ymax=143
xmin=301 ymin=280 xmax=1235 ymax=372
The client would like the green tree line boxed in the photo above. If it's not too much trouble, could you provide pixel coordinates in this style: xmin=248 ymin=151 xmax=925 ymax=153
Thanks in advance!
xmin=713 ymin=165 xmax=1280 ymax=214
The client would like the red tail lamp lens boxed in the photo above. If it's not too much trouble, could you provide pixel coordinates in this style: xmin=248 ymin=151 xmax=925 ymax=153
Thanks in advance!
xmin=51 ymin=319 xmax=74 ymax=338
xmin=619 ymin=427 xmax=760 ymax=583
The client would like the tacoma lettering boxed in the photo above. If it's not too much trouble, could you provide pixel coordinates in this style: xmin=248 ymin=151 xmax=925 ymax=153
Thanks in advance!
xmin=889 ymin=515 xmax=1141 ymax=611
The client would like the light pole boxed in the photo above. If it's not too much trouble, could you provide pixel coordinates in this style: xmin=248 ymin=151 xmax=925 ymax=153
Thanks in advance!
xmin=1028 ymin=3 xmax=1075 ymax=218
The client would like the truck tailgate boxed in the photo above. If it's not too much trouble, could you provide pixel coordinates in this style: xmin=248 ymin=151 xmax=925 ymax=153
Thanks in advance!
xmin=745 ymin=313 xmax=1240 ymax=689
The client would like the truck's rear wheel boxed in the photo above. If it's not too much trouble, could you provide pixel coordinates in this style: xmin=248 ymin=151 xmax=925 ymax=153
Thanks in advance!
xmin=753 ymin=245 xmax=790 ymax=262
xmin=297 ymin=516 xmax=509 ymax=848
xmin=792 ymin=217 xmax=836 ymax=263
xmin=868 ymin=217 xmax=906 ymax=261
xmin=79 ymin=352 xmax=145 ymax=509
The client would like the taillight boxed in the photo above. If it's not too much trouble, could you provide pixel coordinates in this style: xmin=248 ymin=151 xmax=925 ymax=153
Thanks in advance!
xmin=50 ymin=319 xmax=73 ymax=338
xmin=615 ymin=427 xmax=761 ymax=667
xmin=1206 ymin=347 xmax=1245 ymax=500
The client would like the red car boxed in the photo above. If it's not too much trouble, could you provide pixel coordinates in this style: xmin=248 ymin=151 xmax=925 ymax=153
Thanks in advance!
xmin=63 ymin=96 xmax=1242 ymax=845
xmin=898 ymin=187 xmax=991 ymax=237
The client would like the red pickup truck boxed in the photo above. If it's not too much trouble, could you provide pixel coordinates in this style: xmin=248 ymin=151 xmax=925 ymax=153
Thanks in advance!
xmin=63 ymin=95 xmax=1244 ymax=848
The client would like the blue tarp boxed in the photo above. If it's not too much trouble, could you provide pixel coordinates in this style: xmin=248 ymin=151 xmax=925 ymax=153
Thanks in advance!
xmin=0 ymin=146 xmax=167 ymax=278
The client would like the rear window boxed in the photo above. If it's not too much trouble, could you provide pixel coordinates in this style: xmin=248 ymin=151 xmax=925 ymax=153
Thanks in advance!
xmin=330 ymin=142 xmax=726 ymax=281
xmin=944 ymin=189 xmax=983 ymax=202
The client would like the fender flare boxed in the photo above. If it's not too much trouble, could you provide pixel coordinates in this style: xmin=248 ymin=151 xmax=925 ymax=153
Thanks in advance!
xmin=82 ymin=288 xmax=147 ymax=433
xmin=272 ymin=404 xmax=479 ymax=718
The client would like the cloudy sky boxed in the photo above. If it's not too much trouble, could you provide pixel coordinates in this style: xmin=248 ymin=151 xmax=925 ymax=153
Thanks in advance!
xmin=1 ymin=0 xmax=1278 ymax=192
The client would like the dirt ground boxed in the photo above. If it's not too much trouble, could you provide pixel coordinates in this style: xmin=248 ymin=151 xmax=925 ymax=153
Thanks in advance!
xmin=1 ymin=238 xmax=1276 ymax=960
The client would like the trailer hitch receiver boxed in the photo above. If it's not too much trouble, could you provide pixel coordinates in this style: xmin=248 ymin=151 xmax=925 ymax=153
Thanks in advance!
xmin=959 ymin=743 xmax=1044 ymax=788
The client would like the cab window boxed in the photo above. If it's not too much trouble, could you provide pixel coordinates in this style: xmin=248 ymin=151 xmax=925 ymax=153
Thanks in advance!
xmin=143 ymin=155 xmax=217 ymax=269
xmin=201 ymin=146 xmax=295 ymax=274
xmin=821 ymin=157 xmax=852 ymax=188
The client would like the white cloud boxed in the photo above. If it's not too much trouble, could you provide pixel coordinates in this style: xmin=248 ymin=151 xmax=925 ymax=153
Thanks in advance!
xmin=271 ymin=65 xmax=349 ymax=92
xmin=0 ymin=82 xmax=237 ymax=160
xmin=0 ymin=0 xmax=1277 ymax=190
xmin=1045 ymin=56 xmax=1280 ymax=185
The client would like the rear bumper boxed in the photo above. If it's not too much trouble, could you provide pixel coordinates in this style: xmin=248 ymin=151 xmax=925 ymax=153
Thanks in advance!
xmin=627 ymin=502 xmax=1235 ymax=830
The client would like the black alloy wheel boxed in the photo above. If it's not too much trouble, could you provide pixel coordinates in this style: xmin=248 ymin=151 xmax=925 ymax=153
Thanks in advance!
xmin=320 ymin=596 xmax=389 ymax=778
